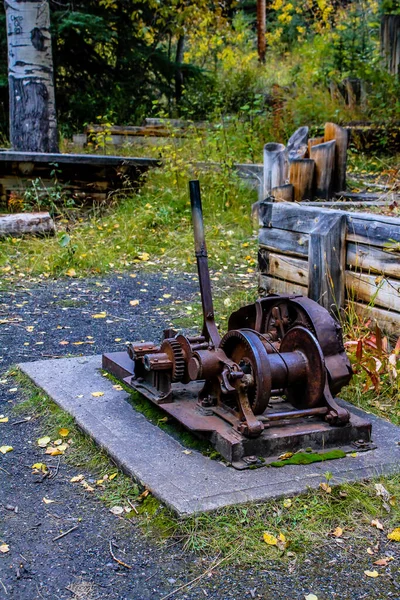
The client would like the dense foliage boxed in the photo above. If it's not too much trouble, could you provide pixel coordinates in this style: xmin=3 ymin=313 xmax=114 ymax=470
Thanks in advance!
xmin=0 ymin=0 xmax=399 ymax=140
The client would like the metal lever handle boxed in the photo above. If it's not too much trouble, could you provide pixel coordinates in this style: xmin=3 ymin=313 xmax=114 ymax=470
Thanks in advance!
xmin=189 ymin=180 xmax=221 ymax=348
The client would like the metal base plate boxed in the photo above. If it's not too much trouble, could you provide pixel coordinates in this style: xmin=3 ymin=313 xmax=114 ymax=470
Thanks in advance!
xmin=103 ymin=352 xmax=372 ymax=469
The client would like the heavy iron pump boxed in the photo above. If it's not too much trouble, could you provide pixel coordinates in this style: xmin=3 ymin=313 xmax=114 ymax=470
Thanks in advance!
xmin=103 ymin=181 xmax=371 ymax=468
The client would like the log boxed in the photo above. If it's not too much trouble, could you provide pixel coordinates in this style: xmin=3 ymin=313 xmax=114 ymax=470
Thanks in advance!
xmin=287 ymin=126 xmax=309 ymax=161
xmin=347 ymin=243 xmax=400 ymax=279
xmin=266 ymin=252 xmax=308 ymax=287
xmin=307 ymin=137 xmax=324 ymax=157
xmin=350 ymin=301 xmax=400 ymax=338
xmin=310 ymin=140 xmax=336 ymax=200
xmin=289 ymin=159 xmax=315 ymax=201
xmin=308 ymin=213 xmax=346 ymax=313
xmin=271 ymin=184 xmax=293 ymax=202
xmin=324 ymin=123 xmax=349 ymax=193
xmin=259 ymin=228 xmax=309 ymax=258
xmin=346 ymin=271 xmax=400 ymax=312
xmin=0 ymin=212 xmax=55 ymax=237
xmin=263 ymin=143 xmax=287 ymax=198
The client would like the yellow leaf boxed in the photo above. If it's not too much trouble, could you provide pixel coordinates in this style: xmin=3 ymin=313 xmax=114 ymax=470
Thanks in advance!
xmin=367 ymin=547 xmax=374 ymax=555
xmin=279 ymin=452 xmax=294 ymax=461
xmin=283 ymin=499 xmax=292 ymax=508
xmin=371 ymin=519 xmax=384 ymax=531
xmin=32 ymin=462 xmax=48 ymax=473
xmin=92 ymin=312 xmax=107 ymax=319
xmin=138 ymin=252 xmax=150 ymax=261
xmin=57 ymin=443 xmax=68 ymax=452
xmin=96 ymin=479 xmax=104 ymax=485
xmin=109 ymin=473 xmax=118 ymax=481
xmin=182 ymin=449 xmax=192 ymax=455
xmin=42 ymin=497 xmax=55 ymax=504
xmin=91 ymin=391 xmax=104 ymax=397
xmin=113 ymin=384 xmax=123 ymax=391
xmin=364 ymin=570 xmax=379 ymax=578
xmin=59 ymin=428 xmax=69 ymax=437
xmin=45 ymin=447 xmax=63 ymax=456
xmin=0 ymin=415 xmax=9 ymax=423
xmin=70 ymin=474 xmax=84 ymax=483
xmin=387 ymin=527 xmax=400 ymax=542
xmin=114 ymin=338 xmax=122 ymax=342
xmin=129 ymin=299 xmax=140 ymax=307
xmin=37 ymin=436 xmax=51 ymax=448
xmin=0 ymin=445 xmax=13 ymax=454
xmin=26 ymin=325 xmax=34 ymax=332
xmin=53 ymin=439 xmax=62 ymax=446
xmin=263 ymin=532 xmax=278 ymax=546
xmin=319 ymin=482 xmax=332 ymax=493
xmin=0 ymin=544 xmax=10 ymax=553
xmin=163 ymin=294 xmax=171 ymax=299
xmin=59 ymin=340 xmax=69 ymax=346
xmin=66 ymin=268 xmax=76 ymax=277
xmin=304 ymin=595 xmax=318 ymax=600
xmin=332 ymin=527 xmax=343 ymax=538
xmin=81 ymin=481 xmax=94 ymax=492
xmin=129 ymin=273 xmax=137 ymax=278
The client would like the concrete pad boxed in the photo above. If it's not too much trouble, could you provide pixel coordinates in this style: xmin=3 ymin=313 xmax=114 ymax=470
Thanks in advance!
xmin=20 ymin=355 xmax=400 ymax=516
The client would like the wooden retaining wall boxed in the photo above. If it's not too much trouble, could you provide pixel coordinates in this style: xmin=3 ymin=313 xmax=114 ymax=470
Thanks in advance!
xmin=258 ymin=201 xmax=400 ymax=335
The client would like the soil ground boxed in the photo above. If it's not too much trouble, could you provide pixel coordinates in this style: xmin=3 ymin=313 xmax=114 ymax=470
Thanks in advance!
xmin=1 ymin=271 xmax=399 ymax=600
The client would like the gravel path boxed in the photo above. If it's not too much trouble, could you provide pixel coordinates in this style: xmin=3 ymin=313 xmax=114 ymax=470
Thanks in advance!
xmin=1 ymin=271 xmax=399 ymax=600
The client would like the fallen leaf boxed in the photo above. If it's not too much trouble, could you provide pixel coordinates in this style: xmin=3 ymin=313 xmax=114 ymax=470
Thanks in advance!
xmin=66 ymin=268 xmax=76 ymax=277
xmin=59 ymin=428 xmax=69 ymax=437
xmin=91 ymin=391 xmax=104 ymax=397
xmin=45 ymin=447 xmax=63 ymax=456
xmin=0 ymin=445 xmax=13 ymax=454
xmin=367 ymin=548 xmax=374 ymax=555
xmin=364 ymin=570 xmax=379 ymax=578
xmin=163 ymin=294 xmax=171 ymax=299
xmin=283 ymin=499 xmax=292 ymax=508
xmin=138 ymin=489 xmax=150 ymax=501
xmin=374 ymin=556 xmax=393 ymax=566
xmin=277 ymin=532 xmax=288 ymax=550
xmin=279 ymin=452 xmax=294 ymax=461
xmin=182 ymin=449 xmax=192 ymax=455
xmin=371 ymin=519 xmax=384 ymax=531
xmin=129 ymin=300 xmax=140 ymax=307
xmin=57 ymin=443 xmax=68 ymax=452
xmin=0 ymin=544 xmax=9 ymax=553
xmin=92 ymin=312 xmax=107 ymax=319
xmin=0 ymin=415 xmax=9 ymax=423
xmin=110 ymin=506 xmax=124 ymax=515
xmin=53 ymin=439 xmax=62 ymax=446
xmin=81 ymin=481 xmax=94 ymax=492
xmin=42 ymin=497 xmax=55 ymax=504
xmin=304 ymin=595 xmax=318 ymax=600
xmin=263 ymin=532 xmax=278 ymax=546
xmin=32 ymin=462 xmax=48 ymax=473
xmin=332 ymin=527 xmax=343 ymax=538
xmin=70 ymin=474 xmax=84 ymax=483
xmin=109 ymin=472 xmax=118 ymax=481
xmin=37 ymin=436 xmax=51 ymax=447
xmin=319 ymin=482 xmax=332 ymax=493
xmin=387 ymin=528 xmax=400 ymax=542
xmin=59 ymin=340 xmax=69 ymax=346
xmin=138 ymin=252 xmax=150 ymax=261
xmin=113 ymin=384 xmax=123 ymax=391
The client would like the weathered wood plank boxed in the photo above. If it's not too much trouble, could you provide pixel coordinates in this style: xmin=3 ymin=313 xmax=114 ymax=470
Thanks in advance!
xmin=347 ymin=243 xmax=400 ymax=279
xmin=271 ymin=184 xmax=293 ymax=202
xmin=308 ymin=213 xmax=347 ymax=312
xmin=289 ymin=159 xmax=315 ymax=201
xmin=265 ymin=252 xmax=309 ymax=286
xmin=259 ymin=228 xmax=309 ymax=257
xmin=350 ymin=301 xmax=400 ymax=337
xmin=259 ymin=274 xmax=308 ymax=297
xmin=263 ymin=143 xmax=287 ymax=197
xmin=0 ymin=212 xmax=55 ymax=237
xmin=0 ymin=151 xmax=160 ymax=168
xmin=259 ymin=202 xmax=400 ymax=248
xmin=346 ymin=271 xmax=400 ymax=312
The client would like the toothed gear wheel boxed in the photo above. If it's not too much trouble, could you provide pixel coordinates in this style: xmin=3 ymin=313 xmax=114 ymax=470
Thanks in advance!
xmin=160 ymin=339 xmax=185 ymax=382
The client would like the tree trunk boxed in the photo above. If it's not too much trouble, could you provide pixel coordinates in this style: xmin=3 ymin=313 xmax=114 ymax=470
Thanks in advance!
xmin=256 ymin=0 xmax=266 ymax=63
xmin=5 ymin=0 xmax=58 ymax=152
xmin=381 ymin=14 xmax=400 ymax=77
xmin=175 ymin=34 xmax=185 ymax=107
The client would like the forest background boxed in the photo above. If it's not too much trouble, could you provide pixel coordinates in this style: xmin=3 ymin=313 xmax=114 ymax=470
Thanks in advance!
xmin=0 ymin=0 xmax=399 ymax=150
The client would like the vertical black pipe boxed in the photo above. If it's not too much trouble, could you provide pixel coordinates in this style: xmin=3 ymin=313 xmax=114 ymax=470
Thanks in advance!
xmin=189 ymin=180 xmax=221 ymax=347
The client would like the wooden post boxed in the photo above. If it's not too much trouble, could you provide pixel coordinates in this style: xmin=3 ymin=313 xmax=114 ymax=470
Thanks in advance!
xmin=263 ymin=142 xmax=287 ymax=198
xmin=310 ymin=140 xmax=336 ymax=200
xmin=0 ymin=212 xmax=55 ymax=237
xmin=287 ymin=126 xmax=309 ymax=161
xmin=271 ymin=184 xmax=293 ymax=202
xmin=324 ymin=123 xmax=349 ymax=194
xmin=308 ymin=213 xmax=346 ymax=313
xmin=307 ymin=137 xmax=324 ymax=157
xmin=289 ymin=159 xmax=315 ymax=202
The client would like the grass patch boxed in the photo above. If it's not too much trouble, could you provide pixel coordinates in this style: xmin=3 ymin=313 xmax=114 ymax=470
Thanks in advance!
xmin=9 ymin=367 xmax=400 ymax=564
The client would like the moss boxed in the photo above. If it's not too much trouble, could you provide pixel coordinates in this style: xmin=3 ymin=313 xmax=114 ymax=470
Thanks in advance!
xmin=269 ymin=449 xmax=347 ymax=467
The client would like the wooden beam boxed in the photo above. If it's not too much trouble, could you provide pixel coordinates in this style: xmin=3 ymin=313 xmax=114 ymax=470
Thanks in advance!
xmin=308 ymin=213 xmax=347 ymax=312
xmin=259 ymin=227 xmax=309 ymax=258
xmin=271 ymin=184 xmax=293 ymax=202
xmin=263 ymin=143 xmax=287 ymax=197
xmin=324 ymin=123 xmax=349 ymax=193
xmin=289 ymin=159 xmax=315 ymax=201
xmin=266 ymin=252 xmax=309 ymax=286
xmin=346 ymin=271 xmax=400 ymax=312
xmin=259 ymin=274 xmax=308 ymax=297
xmin=310 ymin=140 xmax=336 ymax=199
xmin=350 ymin=301 xmax=400 ymax=337
xmin=347 ymin=243 xmax=400 ymax=279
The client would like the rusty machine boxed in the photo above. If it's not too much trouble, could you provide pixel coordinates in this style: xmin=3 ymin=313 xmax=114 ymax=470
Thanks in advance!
xmin=103 ymin=180 xmax=371 ymax=468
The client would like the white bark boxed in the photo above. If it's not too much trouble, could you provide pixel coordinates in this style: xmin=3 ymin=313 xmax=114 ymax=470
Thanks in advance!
xmin=263 ymin=142 xmax=287 ymax=198
xmin=5 ymin=0 xmax=58 ymax=152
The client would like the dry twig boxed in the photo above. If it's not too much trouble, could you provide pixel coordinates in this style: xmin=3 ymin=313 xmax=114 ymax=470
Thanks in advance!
xmin=108 ymin=540 xmax=131 ymax=569
xmin=53 ymin=525 xmax=79 ymax=542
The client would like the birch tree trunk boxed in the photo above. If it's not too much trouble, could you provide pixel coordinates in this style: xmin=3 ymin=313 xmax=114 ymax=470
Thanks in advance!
xmin=256 ymin=0 xmax=266 ymax=63
xmin=5 ymin=0 xmax=58 ymax=152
